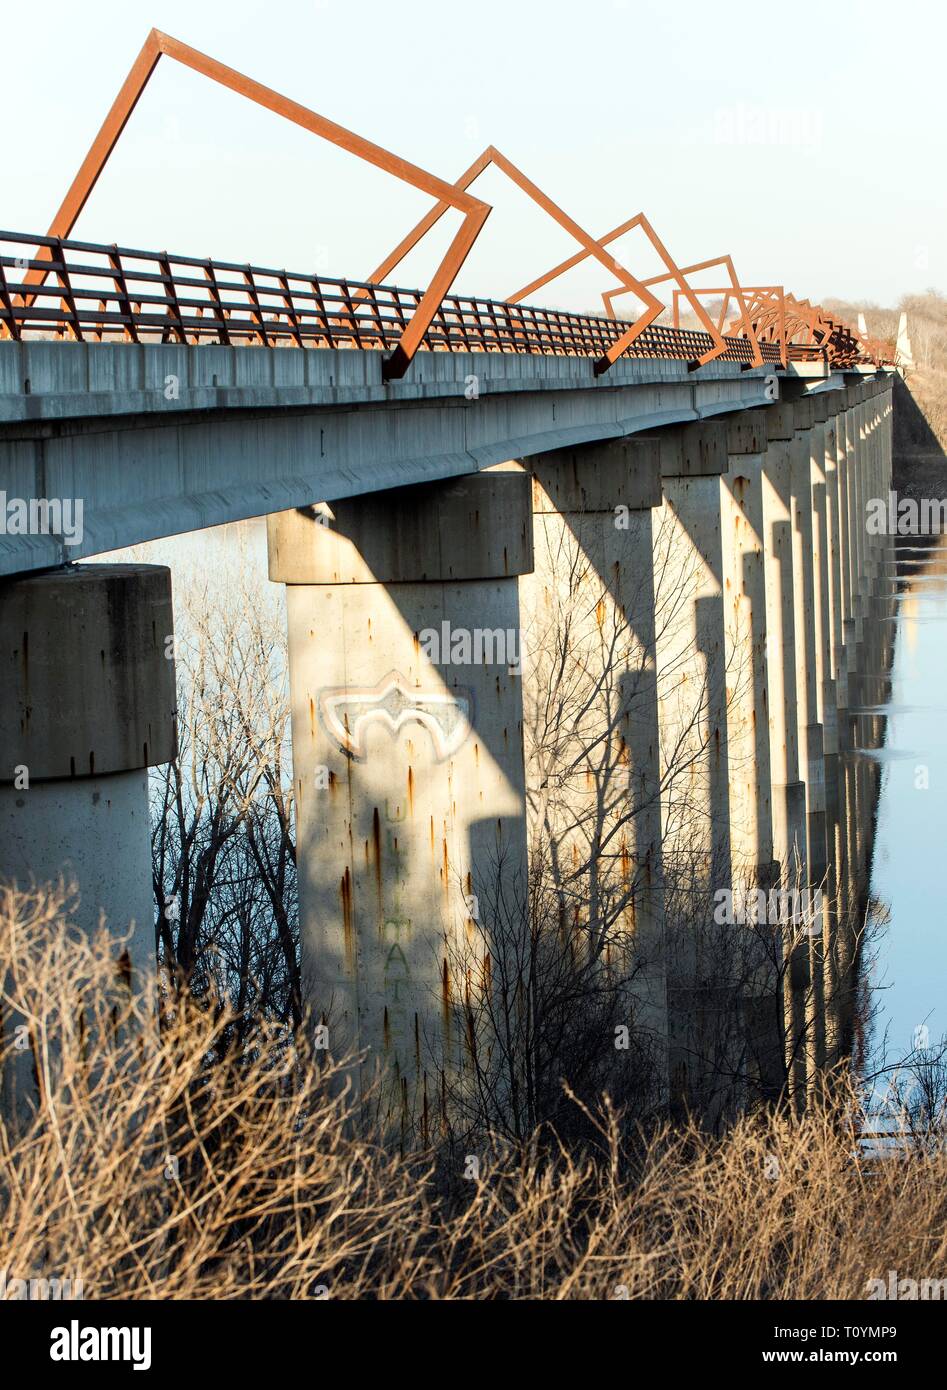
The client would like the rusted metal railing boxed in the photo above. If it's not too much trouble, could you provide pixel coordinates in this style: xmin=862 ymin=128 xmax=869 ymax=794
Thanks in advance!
xmin=0 ymin=230 xmax=782 ymax=367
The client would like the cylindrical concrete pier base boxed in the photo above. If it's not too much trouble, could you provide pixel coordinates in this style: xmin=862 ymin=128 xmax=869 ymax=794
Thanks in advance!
xmin=268 ymin=475 xmax=532 ymax=1137
xmin=0 ymin=563 xmax=176 ymax=1119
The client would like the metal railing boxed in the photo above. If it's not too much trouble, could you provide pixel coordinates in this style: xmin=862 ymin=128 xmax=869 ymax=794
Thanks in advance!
xmin=0 ymin=230 xmax=800 ymax=368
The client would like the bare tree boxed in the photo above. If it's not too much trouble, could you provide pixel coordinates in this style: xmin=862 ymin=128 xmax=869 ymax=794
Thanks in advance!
xmin=151 ymin=534 xmax=299 ymax=1043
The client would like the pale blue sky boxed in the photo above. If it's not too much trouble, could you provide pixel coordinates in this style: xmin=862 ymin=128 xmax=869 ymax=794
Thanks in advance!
xmin=5 ymin=0 xmax=944 ymax=314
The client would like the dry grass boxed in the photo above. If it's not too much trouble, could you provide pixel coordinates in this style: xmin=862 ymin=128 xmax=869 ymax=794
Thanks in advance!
xmin=2 ymin=884 xmax=946 ymax=1301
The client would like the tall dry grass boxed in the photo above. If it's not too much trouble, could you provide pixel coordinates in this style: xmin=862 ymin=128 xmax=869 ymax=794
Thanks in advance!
xmin=2 ymin=884 xmax=946 ymax=1300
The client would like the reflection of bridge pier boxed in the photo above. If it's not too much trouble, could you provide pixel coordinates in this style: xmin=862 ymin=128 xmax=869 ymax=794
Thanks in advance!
xmin=833 ymin=380 xmax=895 ymax=1063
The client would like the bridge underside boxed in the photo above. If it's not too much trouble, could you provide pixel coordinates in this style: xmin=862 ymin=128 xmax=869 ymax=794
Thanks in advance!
xmin=0 ymin=341 xmax=860 ymax=576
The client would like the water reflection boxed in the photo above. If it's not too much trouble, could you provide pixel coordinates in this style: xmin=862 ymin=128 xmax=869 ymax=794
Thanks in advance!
xmin=860 ymin=532 xmax=947 ymax=1072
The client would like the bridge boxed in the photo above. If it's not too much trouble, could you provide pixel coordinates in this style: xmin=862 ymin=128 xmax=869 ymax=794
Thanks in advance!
xmin=0 ymin=29 xmax=897 ymax=1124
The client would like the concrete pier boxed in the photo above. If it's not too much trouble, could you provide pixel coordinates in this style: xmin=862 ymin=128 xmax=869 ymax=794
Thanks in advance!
xmin=790 ymin=396 xmax=827 ymax=887
xmin=0 ymin=564 xmax=176 ymax=1118
xmin=759 ymin=403 xmax=808 ymax=1098
xmin=809 ymin=395 xmax=836 ymax=800
xmin=760 ymin=404 xmax=807 ymax=882
xmin=0 ymin=564 xmax=175 ymax=952
xmin=723 ymin=411 xmax=775 ymax=889
xmin=647 ymin=421 xmax=750 ymax=1115
xmin=648 ymin=421 xmax=731 ymax=882
xmin=787 ymin=397 xmax=824 ymax=1077
xmin=267 ymin=473 xmax=533 ymax=1134
xmin=266 ymin=375 xmax=899 ymax=1117
xmin=820 ymin=393 xmax=846 ymax=1065
xmin=843 ymin=388 xmax=866 ymax=648
xmin=518 ymin=440 xmax=668 ymax=1062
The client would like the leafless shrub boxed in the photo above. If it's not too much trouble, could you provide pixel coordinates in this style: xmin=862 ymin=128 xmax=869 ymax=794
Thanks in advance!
xmin=150 ymin=534 xmax=299 ymax=1041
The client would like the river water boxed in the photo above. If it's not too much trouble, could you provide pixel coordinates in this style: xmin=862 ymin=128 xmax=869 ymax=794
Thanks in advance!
xmin=862 ymin=531 xmax=947 ymax=1074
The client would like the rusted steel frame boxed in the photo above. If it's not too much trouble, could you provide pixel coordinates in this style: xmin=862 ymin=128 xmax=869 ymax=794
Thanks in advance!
xmin=739 ymin=291 xmax=777 ymax=332
xmin=784 ymin=295 xmax=819 ymax=341
xmin=684 ymin=287 xmax=738 ymax=336
xmin=23 ymin=29 xmax=490 ymax=380
xmin=725 ymin=286 xmax=788 ymax=367
xmin=594 ymin=223 xmax=733 ymax=366
xmin=652 ymin=279 xmax=777 ymax=369
xmin=786 ymin=297 xmax=831 ymax=347
xmin=364 ymin=146 xmax=665 ymax=375
xmin=662 ymin=284 xmax=763 ymax=367
xmin=847 ymin=317 xmax=887 ymax=365
xmin=505 ymin=211 xmax=729 ymax=366
xmin=735 ymin=286 xmax=782 ymax=320
xmin=841 ymin=314 xmax=891 ymax=365
xmin=783 ymin=297 xmax=839 ymax=360
xmin=602 ymin=254 xmax=762 ymax=367
xmin=862 ymin=335 xmax=890 ymax=366
xmin=508 ymin=209 xmax=723 ymax=364
xmin=782 ymin=297 xmax=864 ymax=366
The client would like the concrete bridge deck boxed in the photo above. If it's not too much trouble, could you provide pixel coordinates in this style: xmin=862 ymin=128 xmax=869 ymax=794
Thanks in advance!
xmin=0 ymin=339 xmax=861 ymax=576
